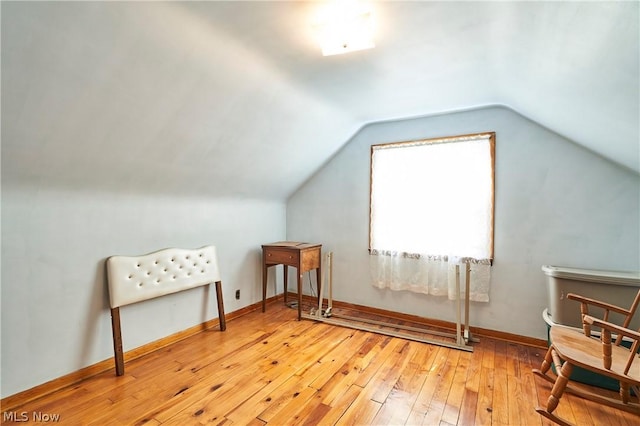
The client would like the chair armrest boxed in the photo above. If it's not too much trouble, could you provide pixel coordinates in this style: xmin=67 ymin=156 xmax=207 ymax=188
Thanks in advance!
xmin=583 ymin=315 xmax=640 ymax=342
xmin=567 ymin=293 xmax=631 ymax=316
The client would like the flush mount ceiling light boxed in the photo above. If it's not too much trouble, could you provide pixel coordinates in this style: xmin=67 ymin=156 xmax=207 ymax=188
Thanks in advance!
xmin=314 ymin=1 xmax=375 ymax=56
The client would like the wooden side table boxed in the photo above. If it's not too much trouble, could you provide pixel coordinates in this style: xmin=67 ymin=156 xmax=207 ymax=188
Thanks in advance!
xmin=262 ymin=242 xmax=321 ymax=320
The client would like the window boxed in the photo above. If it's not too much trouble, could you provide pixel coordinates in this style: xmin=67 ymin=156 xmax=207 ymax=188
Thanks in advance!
xmin=369 ymin=132 xmax=495 ymax=263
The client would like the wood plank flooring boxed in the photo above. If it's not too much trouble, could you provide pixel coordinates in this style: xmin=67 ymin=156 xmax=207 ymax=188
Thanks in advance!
xmin=2 ymin=301 xmax=638 ymax=425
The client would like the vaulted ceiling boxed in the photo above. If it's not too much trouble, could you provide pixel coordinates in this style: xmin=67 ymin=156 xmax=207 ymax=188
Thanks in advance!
xmin=2 ymin=1 xmax=638 ymax=200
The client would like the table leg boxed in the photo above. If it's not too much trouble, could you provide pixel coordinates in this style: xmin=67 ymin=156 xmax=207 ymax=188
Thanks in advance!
xmin=262 ymin=261 xmax=267 ymax=313
xmin=297 ymin=271 xmax=303 ymax=320
xmin=283 ymin=265 xmax=288 ymax=305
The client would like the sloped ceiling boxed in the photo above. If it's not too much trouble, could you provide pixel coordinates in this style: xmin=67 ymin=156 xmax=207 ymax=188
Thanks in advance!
xmin=2 ymin=1 xmax=638 ymax=200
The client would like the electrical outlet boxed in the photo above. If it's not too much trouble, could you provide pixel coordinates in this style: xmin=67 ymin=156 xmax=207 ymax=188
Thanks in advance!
xmin=235 ymin=289 xmax=240 ymax=300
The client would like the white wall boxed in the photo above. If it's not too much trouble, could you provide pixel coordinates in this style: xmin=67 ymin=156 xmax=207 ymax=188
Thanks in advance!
xmin=1 ymin=185 xmax=285 ymax=397
xmin=287 ymin=106 xmax=640 ymax=339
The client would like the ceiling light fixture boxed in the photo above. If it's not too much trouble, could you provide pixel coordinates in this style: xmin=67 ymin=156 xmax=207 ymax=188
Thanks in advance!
xmin=315 ymin=1 xmax=375 ymax=56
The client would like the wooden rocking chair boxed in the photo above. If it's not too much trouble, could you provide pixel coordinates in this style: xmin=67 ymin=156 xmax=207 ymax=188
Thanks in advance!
xmin=533 ymin=290 xmax=640 ymax=426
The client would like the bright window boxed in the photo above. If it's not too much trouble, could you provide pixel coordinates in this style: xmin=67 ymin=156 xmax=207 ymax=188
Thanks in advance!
xmin=369 ymin=132 xmax=495 ymax=262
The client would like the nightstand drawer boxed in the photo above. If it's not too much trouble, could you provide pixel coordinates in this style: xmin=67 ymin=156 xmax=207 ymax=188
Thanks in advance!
xmin=265 ymin=249 xmax=299 ymax=265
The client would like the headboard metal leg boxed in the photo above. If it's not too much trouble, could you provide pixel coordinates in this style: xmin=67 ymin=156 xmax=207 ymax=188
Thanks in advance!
xmin=110 ymin=307 xmax=125 ymax=376
xmin=215 ymin=281 xmax=226 ymax=331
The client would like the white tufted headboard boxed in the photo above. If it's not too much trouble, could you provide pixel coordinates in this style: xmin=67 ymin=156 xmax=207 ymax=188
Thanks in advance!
xmin=106 ymin=245 xmax=226 ymax=375
xmin=107 ymin=245 xmax=221 ymax=308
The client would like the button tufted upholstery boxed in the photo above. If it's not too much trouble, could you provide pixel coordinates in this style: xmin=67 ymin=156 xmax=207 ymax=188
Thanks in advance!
xmin=107 ymin=245 xmax=221 ymax=308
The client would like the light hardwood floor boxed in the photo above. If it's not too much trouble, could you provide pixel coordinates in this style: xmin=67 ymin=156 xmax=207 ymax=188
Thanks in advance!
xmin=2 ymin=301 xmax=637 ymax=425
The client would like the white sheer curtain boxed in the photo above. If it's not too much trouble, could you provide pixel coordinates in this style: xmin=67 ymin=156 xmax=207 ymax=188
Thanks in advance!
xmin=369 ymin=252 xmax=491 ymax=302
xmin=369 ymin=133 xmax=494 ymax=302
